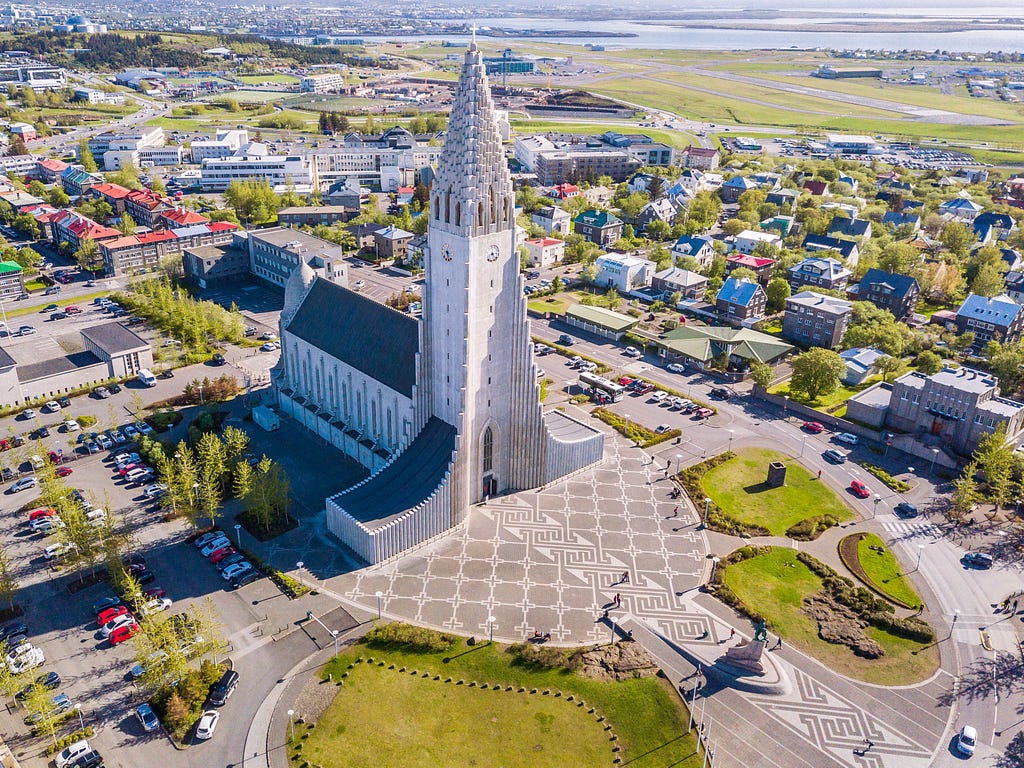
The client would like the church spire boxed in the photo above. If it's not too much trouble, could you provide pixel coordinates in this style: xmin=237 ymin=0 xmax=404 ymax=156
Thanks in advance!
xmin=431 ymin=44 xmax=514 ymax=236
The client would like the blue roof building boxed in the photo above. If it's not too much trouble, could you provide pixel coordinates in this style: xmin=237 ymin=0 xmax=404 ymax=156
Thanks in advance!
xmin=956 ymin=293 xmax=1024 ymax=349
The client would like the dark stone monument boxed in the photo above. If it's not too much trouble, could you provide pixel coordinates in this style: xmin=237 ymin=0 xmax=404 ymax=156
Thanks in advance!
xmin=767 ymin=461 xmax=786 ymax=488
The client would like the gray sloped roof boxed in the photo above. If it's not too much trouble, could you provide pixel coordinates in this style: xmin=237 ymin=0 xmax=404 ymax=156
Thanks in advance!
xmin=285 ymin=279 xmax=418 ymax=397
xmin=333 ymin=417 xmax=456 ymax=529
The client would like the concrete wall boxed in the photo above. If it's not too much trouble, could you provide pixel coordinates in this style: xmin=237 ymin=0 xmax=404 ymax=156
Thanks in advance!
xmin=19 ymin=360 xmax=111 ymax=403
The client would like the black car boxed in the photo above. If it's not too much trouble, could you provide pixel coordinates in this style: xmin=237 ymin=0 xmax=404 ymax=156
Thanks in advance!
xmin=1 ymin=467 xmax=15 ymax=482
xmin=108 ymin=383 xmax=122 ymax=394
xmin=91 ymin=596 xmax=121 ymax=615
xmin=35 ymin=426 xmax=50 ymax=438
xmin=0 ymin=620 xmax=27 ymax=642
xmin=16 ymin=671 xmax=61 ymax=700
xmin=134 ymin=570 xmax=156 ymax=586
xmin=230 ymin=570 xmax=260 ymax=589
xmin=122 ymin=553 xmax=146 ymax=568
xmin=710 ymin=387 xmax=731 ymax=400
xmin=208 ymin=669 xmax=239 ymax=705
xmin=71 ymin=750 xmax=104 ymax=768
xmin=894 ymin=502 xmax=918 ymax=518
xmin=211 ymin=353 xmax=225 ymax=366
xmin=557 ymin=334 xmax=574 ymax=346
xmin=160 ymin=369 xmax=174 ymax=379
xmin=963 ymin=552 xmax=994 ymax=569
xmin=58 ymin=396 xmax=71 ymax=408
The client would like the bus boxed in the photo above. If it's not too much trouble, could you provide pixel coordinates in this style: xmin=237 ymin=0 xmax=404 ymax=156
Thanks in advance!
xmin=579 ymin=371 xmax=625 ymax=403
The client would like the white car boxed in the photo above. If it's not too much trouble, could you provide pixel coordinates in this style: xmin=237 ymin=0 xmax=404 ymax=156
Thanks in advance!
xmin=44 ymin=542 xmax=76 ymax=560
xmin=96 ymin=434 xmax=113 ymax=449
xmin=22 ymin=408 xmax=36 ymax=419
xmin=44 ymin=400 xmax=61 ymax=412
xmin=835 ymin=432 xmax=859 ymax=445
xmin=650 ymin=390 xmax=668 ymax=403
xmin=85 ymin=509 xmax=106 ymax=526
xmin=655 ymin=424 xmax=672 ymax=434
xmin=195 ymin=709 xmax=219 ymax=740
xmin=140 ymin=597 xmax=172 ymax=616
xmin=623 ymin=347 xmax=641 ymax=358
xmin=8 ymin=646 xmax=43 ymax=674
xmin=136 ymin=421 xmax=154 ymax=436
xmin=194 ymin=532 xmax=223 ymax=550
xmin=221 ymin=562 xmax=253 ymax=581
xmin=100 ymin=614 xmax=135 ymax=638
xmin=957 ymin=725 xmax=977 ymax=756
xmin=123 ymin=425 xmax=139 ymax=439
xmin=125 ymin=468 xmax=152 ymax=485
xmin=200 ymin=537 xmax=231 ymax=557
xmin=63 ymin=420 xmax=80 ymax=432
xmin=353 ymin=280 xmax=366 ymax=290
xmin=55 ymin=740 xmax=91 ymax=768
xmin=666 ymin=363 xmax=686 ymax=373
xmin=144 ymin=483 xmax=168 ymax=499
xmin=32 ymin=516 xmax=64 ymax=532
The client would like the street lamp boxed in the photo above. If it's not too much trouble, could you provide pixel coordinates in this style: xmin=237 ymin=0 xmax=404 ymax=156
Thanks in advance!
xmin=727 ymin=430 xmax=734 ymax=451
xmin=872 ymin=494 xmax=881 ymax=519
xmin=375 ymin=590 xmax=383 ymax=620
xmin=930 ymin=448 xmax=939 ymax=475
xmin=487 ymin=615 xmax=496 ymax=643
xmin=197 ymin=383 xmax=204 ymax=406
xmin=703 ymin=497 xmax=711 ymax=528
xmin=74 ymin=704 xmax=84 ymax=731
xmin=234 ymin=523 xmax=242 ymax=550
xmin=287 ymin=709 xmax=295 ymax=742
xmin=917 ymin=544 xmax=925 ymax=570
xmin=783 ymin=395 xmax=789 ymax=416
xmin=296 ymin=561 xmax=304 ymax=589
xmin=675 ymin=454 xmax=682 ymax=475
xmin=331 ymin=629 xmax=339 ymax=658
xmin=609 ymin=616 xmax=617 ymax=644
xmin=949 ymin=610 xmax=959 ymax=639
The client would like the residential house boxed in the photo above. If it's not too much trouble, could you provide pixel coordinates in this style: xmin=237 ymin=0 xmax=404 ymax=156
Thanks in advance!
xmin=35 ymin=158 xmax=68 ymax=183
xmin=671 ymin=235 xmax=716 ymax=269
xmin=939 ymin=197 xmax=984 ymax=221
xmin=732 ymin=230 xmax=780 ymax=256
xmin=1005 ymin=271 xmax=1024 ymax=304
xmin=955 ymin=293 xmax=1024 ymax=349
xmin=840 ymin=347 xmax=886 ymax=385
xmin=323 ymin=178 xmax=364 ymax=209
xmin=827 ymin=216 xmax=872 ymax=243
xmin=999 ymin=248 xmax=1023 ymax=273
xmin=848 ymin=268 xmax=920 ymax=321
xmin=573 ymin=210 xmax=623 ymax=248
xmin=531 ymin=206 xmax=571 ymax=236
xmin=85 ymin=183 xmax=131 ymax=215
xmin=277 ymin=206 xmax=353 ymax=227
xmin=548 ymin=183 xmax=580 ymax=200
xmin=372 ymin=225 xmax=414 ymax=261
xmin=973 ymin=211 xmax=1016 ymax=245
xmin=160 ymin=207 xmax=210 ymax=229
xmin=803 ymin=233 xmax=860 ymax=264
xmin=634 ymin=199 xmax=678 ymax=232
xmin=847 ymin=366 xmax=1024 ymax=455
xmin=0 ymin=260 xmax=24 ymax=299
xmin=651 ymin=267 xmax=707 ymax=301
xmin=716 ymin=277 xmax=767 ymax=324
xmin=726 ymin=252 xmax=776 ymax=285
xmin=123 ymin=189 xmax=173 ymax=228
xmin=523 ymin=237 xmax=564 ymax=268
xmin=766 ymin=188 xmax=799 ymax=208
xmin=59 ymin=166 xmax=102 ymax=197
xmin=348 ymin=222 xmax=385 ymax=250
xmin=837 ymin=173 xmax=859 ymax=192
xmin=802 ymin=179 xmax=830 ymax=197
xmin=49 ymin=209 xmax=120 ymax=251
xmin=681 ymin=146 xmax=720 ymax=170
xmin=594 ymin=253 xmax=655 ymax=293
xmin=788 ymin=256 xmax=853 ymax=292
xmin=719 ymin=175 xmax=757 ymax=203
xmin=760 ymin=215 xmax=796 ymax=238
xmin=782 ymin=291 xmax=853 ymax=349
xmin=627 ymin=173 xmax=656 ymax=195
xmin=881 ymin=211 xmax=921 ymax=232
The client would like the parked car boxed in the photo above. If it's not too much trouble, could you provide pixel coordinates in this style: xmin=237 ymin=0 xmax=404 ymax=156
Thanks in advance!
xmin=44 ymin=400 xmax=61 ymax=413
xmin=230 ymin=570 xmax=260 ymax=589
xmin=58 ymin=396 xmax=71 ymax=408
xmin=21 ymin=408 xmax=36 ymax=420
xmin=849 ymin=480 xmax=871 ymax=498
xmin=108 ymin=383 xmax=122 ymax=394
xmin=56 ymin=467 xmax=73 ymax=478
xmin=623 ymin=347 xmax=641 ymax=358
xmin=211 ymin=353 xmax=225 ymax=366
xmin=24 ymin=692 xmax=71 ymax=725
xmin=557 ymin=334 xmax=574 ymax=346
xmin=835 ymin=432 xmax=859 ymax=445
xmin=195 ymin=710 xmax=220 ymax=740
xmin=957 ymin=725 xmax=977 ymax=756
xmin=91 ymin=597 xmax=121 ymax=615
xmin=709 ymin=387 xmax=731 ymax=400
xmin=28 ymin=507 xmax=56 ymax=521
xmin=109 ymin=623 xmax=139 ymax=645
xmin=70 ymin=750 xmax=104 ymax=768
xmin=194 ymin=531 xmax=224 ymax=550
xmin=15 ymin=671 xmax=61 ymax=701
xmin=666 ymin=363 xmax=686 ymax=373
xmin=140 ymin=598 xmax=172 ymax=617
xmin=209 ymin=547 xmax=236 ymax=564
xmin=208 ymin=669 xmax=238 ymax=706
xmin=8 ymin=646 xmax=43 ymax=674
xmin=221 ymin=562 xmax=253 ymax=581
xmin=143 ymin=483 xmax=168 ymax=499
xmin=200 ymin=537 xmax=231 ymax=557
xmin=10 ymin=476 xmax=39 ymax=493
xmin=802 ymin=421 xmax=824 ymax=434
xmin=96 ymin=434 xmax=112 ymax=450
xmin=97 ymin=605 xmax=130 ymax=625
xmin=0 ymin=620 xmax=27 ymax=642
xmin=136 ymin=703 xmax=159 ymax=732
xmin=894 ymin=502 xmax=918 ymax=518
xmin=216 ymin=553 xmax=247 ymax=572
xmin=55 ymin=739 xmax=91 ymax=768
xmin=100 ymin=615 xmax=135 ymax=638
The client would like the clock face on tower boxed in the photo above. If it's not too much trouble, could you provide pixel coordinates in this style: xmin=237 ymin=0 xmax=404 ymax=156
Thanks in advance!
xmin=441 ymin=244 xmax=453 ymax=262
xmin=487 ymin=245 xmax=500 ymax=262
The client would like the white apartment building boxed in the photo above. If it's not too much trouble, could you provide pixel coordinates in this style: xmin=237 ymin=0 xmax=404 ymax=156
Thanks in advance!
xmin=300 ymin=72 xmax=346 ymax=93
xmin=74 ymin=87 xmax=125 ymax=105
xmin=0 ymin=61 xmax=65 ymax=91
xmin=87 ymin=127 xmax=167 ymax=171
xmin=200 ymin=151 xmax=317 ymax=192
xmin=306 ymin=146 xmax=441 ymax=190
xmin=594 ymin=253 xmax=656 ymax=293
xmin=190 ymin=129 xmax=249 ymax=162
xmin=513 ymin=135 xmax=555 ymax=171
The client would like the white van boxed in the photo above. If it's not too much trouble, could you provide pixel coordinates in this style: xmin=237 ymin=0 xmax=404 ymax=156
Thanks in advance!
xmin=137 ymin=369 xmax=157 ymax=387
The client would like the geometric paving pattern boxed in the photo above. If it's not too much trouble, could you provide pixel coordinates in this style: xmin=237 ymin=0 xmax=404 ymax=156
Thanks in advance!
xmin=339 ymin=436 xmax=707 ymax=645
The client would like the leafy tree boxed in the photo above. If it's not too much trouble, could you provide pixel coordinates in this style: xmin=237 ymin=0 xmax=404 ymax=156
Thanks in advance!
xmin=116 ymin=213 xmax=137 ymax=237
xmin=682 ymin=191 xmax=720 ymax=234
xmin=722 ymin=219 xmax=746 ymax=237
xmin=77 ymin=139 xmax=98 ymax=172
xmin=940 ymin=220 xmax=972 ymax=256
xmin=789 ymin=348 xmax=844 ymax=402
xmin=765 ymin=277 xmax=791 ymax=313
xmin=223 ymin=179 xmax=281 ymax=224
xmin=750 ymin=361 xmax=773 ymax=389
xmin=74 ymin=237 xmax=102 ymax=272
xmin=974 ymin=425 xmax=1014 ymax=510
xmin=970 ymin=262 xmax=1006 ymax=298
xmin=0 ymin=545 xmax=18 ymax=610
xmin=728 ymin=267 xmax=758 ymax=283
xmin=876 ymin=355 xmax=904 ymax=383
xmin=245 ymin=457 xmax=291 ymax=534
xmin=6 ymin=136 xmax=27 ymax=157
xmin=163 ymin=691 xmax=189 ymax=735
xmin=232 ymin=459 xmax=254 ymax=501
xmin=196 ymin=431 xmax=226 ymax=526
xmin=616 ymin=192 xmax=649 ymax=222
xmin=11 ymin=213 xmax=39 ymax=239
xmin=914 ymin=350 xmax=943 ymax=375
xmin=160 ymin=442 xmax=200 ymax=529
xmin=876 ymin=243 xmax=919 ymax=275
xmin=46 ymin=186 xmax=69 ymax=208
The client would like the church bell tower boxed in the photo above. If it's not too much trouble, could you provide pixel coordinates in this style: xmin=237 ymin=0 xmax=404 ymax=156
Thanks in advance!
xmin=421 ymin=41 xmax=547 ymax=506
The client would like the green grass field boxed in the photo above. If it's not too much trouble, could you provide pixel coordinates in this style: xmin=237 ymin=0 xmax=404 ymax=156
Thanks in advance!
xmin=769 ymin=375 xmax=884 ymax=412
xmin=723 ymin=547 xmax=939 ymax=685
xmin=853 ymin=533 xmax=923 ymax=608
xmin=236 ymin=73 xmax=299 ymax=85
xmin=701 ymin=447 xmax=853 ymax=535
xmin=304 ymin=637 xmax=703 ymax=768
xmin=528 ymin=296 xmax=571 ymax=315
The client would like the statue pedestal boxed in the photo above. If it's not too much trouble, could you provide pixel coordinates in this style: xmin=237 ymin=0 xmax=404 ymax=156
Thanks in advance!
xmin=712 ymin=637 xmax=791 ymax=695
xmin=721 ymin=638 xmax=767 ymax=675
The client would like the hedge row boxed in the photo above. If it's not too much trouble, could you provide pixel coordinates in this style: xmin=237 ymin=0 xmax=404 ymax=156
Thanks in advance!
xmin=46 ymin=727 xmax=95 ymax=755
xmin=592 ymin=407 xmax=682 ymax=448
xmin=786 ymin=514 xmax=840 ymax=541
xmin=857 ymin=462 xmax=912 ymax=493
xmin=364 ymin=622 xmax=456 ymax=653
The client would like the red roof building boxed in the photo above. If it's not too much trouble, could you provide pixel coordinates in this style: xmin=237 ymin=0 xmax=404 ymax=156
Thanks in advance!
xmin=160 ymin=207 xmax=209 ymax=228
xmin=50 ymin=209 xmax=120 ymax=250
xmin=124 ymin=189 xmax=174 ymax=228
xmin=88 ymin=183 xmax=132 ymax=213
xmin=36 ymin=158 xmax=69 ymax=183
xmin=549 ymin=183 xmax=580 ymax=200
xmin=98 ymin=222 xmax=239 ymax=277
xmin=802 ymin=180 xmax=830 ymax=197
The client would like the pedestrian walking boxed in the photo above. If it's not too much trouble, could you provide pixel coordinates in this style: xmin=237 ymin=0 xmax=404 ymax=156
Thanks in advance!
xmin=774 ymin=637 xmax=783 ymax=650
xmin=615 ymin=593 xmax=621 ymax=606
xmin=730 ymin=628 xmax=735 ymax=639
xmin=817 ymin=469 xmax=822 ymax=480
xmin=623 ymin=571 xmax=630 ymax=583
xmin=673 ymin=506 xmax=679 ymax=517
xmin=1014 ymin=599 xmax=1019 ymax=614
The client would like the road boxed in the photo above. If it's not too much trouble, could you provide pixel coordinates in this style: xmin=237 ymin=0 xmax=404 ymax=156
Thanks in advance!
xmin=531 ymin=315 xmax=1024 ymax=762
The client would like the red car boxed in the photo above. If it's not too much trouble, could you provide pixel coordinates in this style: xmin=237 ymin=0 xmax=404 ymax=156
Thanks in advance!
xmin=849 ymin=480 xmax=871 ymax=498
xmin=143 ymin=587 xmax=166 ymax=600
xmin=28 ymin=508 xmax=56 ymax=521
xmin=118 ymin=463 xmax=140 ymax=477
xmin=126 ymin=563 xmax=147 ymax=576
xmin=209 ymin=547 xmax=236 ymax=564
xmin=802 ymin=421 xmax=824 ymax=434
xmin=97 ymin=605 xmax=130 ymax=625
xmin=55 ymin=467 xmax=73 ymax=478
xmin=109 ymin=623 xmax=140 ymax=645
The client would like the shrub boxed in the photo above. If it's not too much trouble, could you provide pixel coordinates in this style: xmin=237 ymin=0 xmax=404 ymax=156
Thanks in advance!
xmin=76 ymin=414 xmax=97 ymax=428
xmin=46 ymin=727 xmax=95 ymax=755
xmin=592 ymin=408 xmax=681 ymax=448
xmin=857 ymin=463 xmax=911 ymax=493
xmin=786 ymin=514 xmax=839 ymax=540
xmin=364 ymin=622 xmax=456 ymax=653
xmin=507 ymin=642 xmax=580 ymax=671
xmin=151 ymin=660 xmax=227 ymax=740
xmin=147 ymin=409 xmax=183 ymax=432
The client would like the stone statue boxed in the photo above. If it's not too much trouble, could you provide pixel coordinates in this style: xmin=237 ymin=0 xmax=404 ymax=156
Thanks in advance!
xmin=722 ymin=635 xmax=766 ymax=676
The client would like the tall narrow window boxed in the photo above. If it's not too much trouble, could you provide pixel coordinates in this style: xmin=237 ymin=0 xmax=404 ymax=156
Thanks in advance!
xmin=482 ymin=427 xmax=494 ymax=473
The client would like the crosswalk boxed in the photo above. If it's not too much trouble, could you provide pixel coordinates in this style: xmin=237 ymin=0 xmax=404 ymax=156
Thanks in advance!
xmin=881 ymin=519 xmax=942 ymax=537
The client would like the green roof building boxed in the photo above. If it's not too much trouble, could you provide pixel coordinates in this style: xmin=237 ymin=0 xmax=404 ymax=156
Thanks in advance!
xmin=565 ymin=304 xmax=638 ymax=340
xmin=657 ymin=325 xmax=793 ymax=371
xmin=0 ymin=260 xmax=24 ymax=299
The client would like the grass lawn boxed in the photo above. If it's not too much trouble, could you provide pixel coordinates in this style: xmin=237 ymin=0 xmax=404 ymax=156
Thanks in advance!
xmin=853 ymin=533 xmax=923 ymax=608
xmin=236 ymin=73 xmax=299 ymax=85
xmin=304 ymin=639 xmax=702 ymax=768
xmin=702 ymin=447 xmax=853 ymax=535
xmin=769 ymin=375 xmax=884 ymax=412
xmin=723 ymin=547 xmax=939 ymax=685
xmin=528 ymin=296 xmax=571 ymax=315
xmin=2 ymin=290 xmax=112 ymax=320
